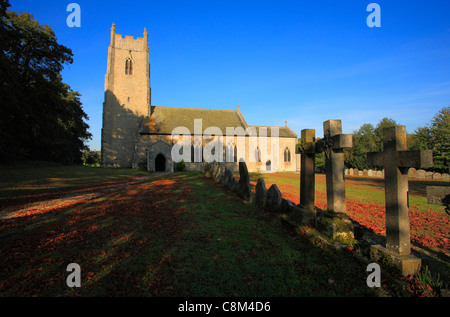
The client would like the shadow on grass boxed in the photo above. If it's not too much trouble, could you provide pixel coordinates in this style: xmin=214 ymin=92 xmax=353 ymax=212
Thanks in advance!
xmin=0 ymin=171 xmax=403 ymax=297
xmin=0 ymin=175 xmax=185 ymax=296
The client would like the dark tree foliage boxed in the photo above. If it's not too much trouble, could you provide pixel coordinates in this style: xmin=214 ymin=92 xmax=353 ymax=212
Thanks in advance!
xmin=0 ymin=0 xmax=91 ymax=164
xmin=410 ymin=106 xmax=450 ymax=173
xmin=345 ymin=118 xmax=399 ymax=170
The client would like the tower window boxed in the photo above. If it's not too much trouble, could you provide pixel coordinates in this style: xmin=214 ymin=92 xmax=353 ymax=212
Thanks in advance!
xmin=125 ymin=59 xmax=133 ymax=75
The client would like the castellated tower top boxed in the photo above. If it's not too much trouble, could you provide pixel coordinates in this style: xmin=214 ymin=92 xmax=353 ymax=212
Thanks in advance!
xmin=110 ymin=23 xmax=149 ymax=52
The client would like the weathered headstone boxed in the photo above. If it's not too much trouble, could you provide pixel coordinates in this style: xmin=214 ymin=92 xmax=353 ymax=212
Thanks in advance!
xmin=224 ymin=167 xmax=233 ymax=189
xmin=316 ymin=120 xmax=353 ymax=214
xmin=267 ymin=184 xmax=282 ymax=212
xmin=236 ymin=161 xmax=251 ymax=202
xmin=230 ymin=177 xmax=239 ymax=192
xmin=296 ymin=129 xmax=321 ymax=211
xmin=408 ymin=168 xmax=416 ymax=178
xmin=367 ymin=125 xmax=433 ymax=276
xmin=281 ymin=199 xmax=295 ymax=214
xmin=255 ymin=178 xmax=267 ymax=209
xmin=414 ymin=169 xmax=427 ymax=179
xmin=442 ymin=173 xmax=450 ymax=181
xmin=426 ymin=186 xmax=450 ymax=207
xmin=432 ymin=173 xmax=442 ymax=180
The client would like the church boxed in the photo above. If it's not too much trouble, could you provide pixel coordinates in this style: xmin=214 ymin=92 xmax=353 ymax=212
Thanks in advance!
xmin=101 ymin=25 xmax=300 ymax=173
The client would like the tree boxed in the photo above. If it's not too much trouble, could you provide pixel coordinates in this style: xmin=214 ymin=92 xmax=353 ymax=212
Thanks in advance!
xmin=346 ymin=118 xmax=399 ymax=170
xmin=411 ymin=106 xmax=450 ymax=172
xmin=0 ymin=1 xmax=91 ymax=164
xmin=373 ymin=117 xmax=399 ymax=152
xmin=82 ymin=151 xmax=101 ymax=167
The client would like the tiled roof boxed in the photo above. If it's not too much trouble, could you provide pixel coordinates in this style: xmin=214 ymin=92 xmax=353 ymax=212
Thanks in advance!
xmin=140 ymin=106 xmax=297 ymax=138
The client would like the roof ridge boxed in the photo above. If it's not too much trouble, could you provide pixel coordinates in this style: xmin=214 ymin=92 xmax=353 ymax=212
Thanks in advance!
xmin=153 ymin=105 xmax=237 ymax=112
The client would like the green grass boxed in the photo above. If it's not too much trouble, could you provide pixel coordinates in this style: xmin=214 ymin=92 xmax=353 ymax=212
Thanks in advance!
xmin=144 ymin=173 xmax=390 ymax=297
xmin=0 ymin=166 xmax=396 ymax=297
xmin=0 ymin=161 xmax=151 ymax=203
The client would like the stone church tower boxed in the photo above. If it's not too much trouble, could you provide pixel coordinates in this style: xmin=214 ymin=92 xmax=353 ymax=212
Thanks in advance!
xmin=101 ymin=24 xmax=151 ymax=167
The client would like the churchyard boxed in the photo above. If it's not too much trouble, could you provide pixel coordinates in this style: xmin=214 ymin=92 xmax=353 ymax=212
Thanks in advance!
xmin=0 ymin=152 xmax=448 ymax=297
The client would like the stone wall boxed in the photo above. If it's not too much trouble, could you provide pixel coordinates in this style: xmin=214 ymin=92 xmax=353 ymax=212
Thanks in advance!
xmin=201 ymin=161 xmax=296 ymax=214
xmin=344 ymin=168 xmax=449 ymax=181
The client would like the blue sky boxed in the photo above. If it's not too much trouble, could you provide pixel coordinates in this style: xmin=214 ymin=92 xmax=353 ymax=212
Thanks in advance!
xmin=9 ymin=0 xmax=450 ymax=151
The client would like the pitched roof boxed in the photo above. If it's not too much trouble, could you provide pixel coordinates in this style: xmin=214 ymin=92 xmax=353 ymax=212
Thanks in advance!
xmin=140 ymin=106 xmax=297 ymax=138
xmin=247 ymin=125 xmax=298 ymax=138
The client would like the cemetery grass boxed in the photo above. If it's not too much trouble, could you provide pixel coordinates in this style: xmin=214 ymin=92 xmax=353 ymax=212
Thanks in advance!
xmin=249 ymin=172 xmax=450 ymax=295
xmin=0 ymin=161 xmax=152 ymax=214
xmin=0 ymin=169 xmax=395 ymax=297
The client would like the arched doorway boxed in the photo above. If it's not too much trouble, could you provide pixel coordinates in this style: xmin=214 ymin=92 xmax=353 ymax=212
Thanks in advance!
xmin=155 ymin=154 xmax=166 ymax=172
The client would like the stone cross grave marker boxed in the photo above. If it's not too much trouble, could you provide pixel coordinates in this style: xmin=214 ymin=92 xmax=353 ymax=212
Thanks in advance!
xmin=316 ymin=120 xmax=353 ymax=213
xmin=296 ymin=129 xmax=321 ymax=211
xmin=367 ymin=126 xmax=433 ymax=275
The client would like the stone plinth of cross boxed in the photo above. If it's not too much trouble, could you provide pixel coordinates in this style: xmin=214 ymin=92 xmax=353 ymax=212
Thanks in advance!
xmin=317 ymin=120 xmax=353 ymax=213
xmin=367 ymin=125 xmax=433 ymax=276
xmin=296 ymin=129 xmax=321 ymax=211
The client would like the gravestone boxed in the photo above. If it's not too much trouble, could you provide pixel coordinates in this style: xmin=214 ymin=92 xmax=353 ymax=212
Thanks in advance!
xmin=414 ymin=169 xmax=427 ymax=179
xmin=426 ymin=186 xmax=450 ymax=208
xmin=255 ymin=178 xmax=267 ymax=209
xmin=281 ymin=199 xmax=295 ymax=214
xmin=236 ymin=161 xmax=251 ymax=202
xmin=296 ymin=129 xmax=321 ymax=211
xmin=224 ymin=168 xmax=233 ymax=189
xmin=432 ymin=173 xmax=442 ymax=180
xmin=267 ymin=184 xmax=282 ymax=212
xmin=316 ymin=120 xmax=353 ymax=214
xmin=408 ymin=168 xmax=416 ymax=178
xmin=442 ymin=173 xmax=450 ymax=181
xmin=367 ymin=125 xmax=433 ymax=276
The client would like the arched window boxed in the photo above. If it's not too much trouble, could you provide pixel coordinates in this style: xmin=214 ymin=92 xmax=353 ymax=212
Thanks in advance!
xmin=256 ymin=147 xmax=261 ymax=162
xmin=266 ymin=159 xmax=271 ymax=171
xmin=284 ymin=147 xmax=291 ymax=163
xmin=125 ymin=58 xmax=133 ymax=75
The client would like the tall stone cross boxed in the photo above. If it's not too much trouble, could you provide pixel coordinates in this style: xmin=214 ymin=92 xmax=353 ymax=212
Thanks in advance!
xmin=317 ymin=120 xmax=353 ymax=213
xmin=367 ymin=126 xmax=433 ymax=275
xmin=296 ymin=129 xmax=321 ymax=211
